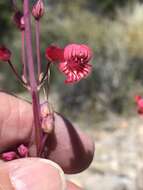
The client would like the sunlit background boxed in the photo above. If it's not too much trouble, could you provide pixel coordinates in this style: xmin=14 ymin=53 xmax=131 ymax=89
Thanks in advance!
xmin=1 ymin=0 xmax=143 ymax=189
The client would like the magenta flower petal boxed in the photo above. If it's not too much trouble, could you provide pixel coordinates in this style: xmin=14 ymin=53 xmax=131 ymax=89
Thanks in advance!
xmin=45 ymin=45 xmax=64 ymax=62
xmin=0 ymin=46 xmax=11 ymax=62
xmin=64 ymin=44 xmax=92 ymax=62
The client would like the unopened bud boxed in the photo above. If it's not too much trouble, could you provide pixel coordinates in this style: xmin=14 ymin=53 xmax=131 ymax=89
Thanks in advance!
xmin=17 ymin=144 xmax=28 ymax=157
xmin=2 ymin=151 xmax=17 ymax=161
xmin=42 ymin=114 xmax=54 ymax=134
xmin=32 ymin=0 xmax=44 ymax=20
xmin=13 ymin=11 xmax=25 ymax=30
xmin=0 ymin=46 xmax=11 ymax=62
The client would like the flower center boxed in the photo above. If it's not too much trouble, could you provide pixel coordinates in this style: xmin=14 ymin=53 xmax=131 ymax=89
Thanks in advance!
xmin=69 ymin=55 xmax=87 ymax=70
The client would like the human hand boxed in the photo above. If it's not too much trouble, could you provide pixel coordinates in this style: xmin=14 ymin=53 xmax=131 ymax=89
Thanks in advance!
xmin=0 ymin=92 xmax=95 ymax=190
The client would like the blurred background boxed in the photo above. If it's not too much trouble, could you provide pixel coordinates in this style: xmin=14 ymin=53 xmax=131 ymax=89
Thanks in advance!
xmin=1 ymin=0 xmax=143 ymax=189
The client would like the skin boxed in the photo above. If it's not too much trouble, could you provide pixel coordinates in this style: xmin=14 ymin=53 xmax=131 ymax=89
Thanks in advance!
xmin=0 ymin=92 xmax=95 ymax=190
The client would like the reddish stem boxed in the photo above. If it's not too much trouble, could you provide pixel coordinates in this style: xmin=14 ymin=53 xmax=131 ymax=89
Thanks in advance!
xmin=8 ymin=60 xmax=27 ymax=85
xmin=35 ymin=19 xmax=42 ymax=78
xmin=23 ymin=0 xmax=42 ymax=156
xmin=21 ymin=31 xmax=27 ymax=79
xmin=39 ymin=61 xmax=51 ymax=84
xmin=32 ymin=90 xmax=42 ymax=155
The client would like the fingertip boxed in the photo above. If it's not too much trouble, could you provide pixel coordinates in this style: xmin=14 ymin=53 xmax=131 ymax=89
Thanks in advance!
xmin=1 ymin=158 xmax=66 ymax=190
xmin=46 ymin=113 xmax=95 ymax=174
xmin=0 ymin=168 xmax=14 ymax=190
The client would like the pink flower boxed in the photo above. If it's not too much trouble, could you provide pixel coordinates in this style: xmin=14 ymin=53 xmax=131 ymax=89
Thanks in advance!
xmin=0 ymin=46 xmax=11 ymax=61
xmin=60 ymin=44 xmax=92 ymax=83
xmin=45 ymin=44 xmax=92 ymax=84
xmin=135 ymin=95 xmax=143 ymax=115
xmin=32 ymin=0 xmax=44 ymax=20
xmin=13 ymin=11 xmax=25 ymax=31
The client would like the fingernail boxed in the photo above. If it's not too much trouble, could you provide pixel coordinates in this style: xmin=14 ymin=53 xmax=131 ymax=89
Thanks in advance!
xmin=8 ymin=158 xmax=66 ymax=190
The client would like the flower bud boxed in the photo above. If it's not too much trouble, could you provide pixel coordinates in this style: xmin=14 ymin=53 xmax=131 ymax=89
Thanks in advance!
xmin=17 ymin=144 xmax=28 ymax=157
xmin=32 ymin=0 xmax=44 ymax=20
xmin=45 ymin=45 xmax=64 ymax=62
xmin=13 ymin=11 xmax=25 ymax=31
xmin=2 ymin=151 xmax=17 ymax=161
xmin=0 ymin=46 xmax=11 ymax=62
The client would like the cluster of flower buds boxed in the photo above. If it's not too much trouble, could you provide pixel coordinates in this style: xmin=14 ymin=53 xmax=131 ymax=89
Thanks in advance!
xmin=1 ymin=144 xmax=28 ymax=161
xmin=13 ymin=0 xmax=44 ymax=31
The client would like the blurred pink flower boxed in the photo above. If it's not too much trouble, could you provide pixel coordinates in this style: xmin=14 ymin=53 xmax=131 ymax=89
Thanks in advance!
xmin=135 ymin=95 xmax=143 ymax=114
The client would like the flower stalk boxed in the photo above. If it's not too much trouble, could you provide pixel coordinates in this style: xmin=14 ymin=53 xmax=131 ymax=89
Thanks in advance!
xmin=21 ymin=30 xmax=27 ymax=79
xmin=0 ymin=0 xmax=93 ymax=160
xmin=23 ymin=0 xmax=42 ymax=156
xmin=8 ymin=60 xmax=27 ymax=85
xmin=35 ymin=19 xmax=42 ymax=77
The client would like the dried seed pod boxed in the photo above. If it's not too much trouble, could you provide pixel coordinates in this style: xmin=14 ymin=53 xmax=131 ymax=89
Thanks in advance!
xmin=42 ymin=114 xmax=54 ymax=134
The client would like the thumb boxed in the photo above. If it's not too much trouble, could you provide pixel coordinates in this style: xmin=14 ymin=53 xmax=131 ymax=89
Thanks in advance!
xmin=0 ymin=158 xmax=66 ymax=190
xmin=0 ymin=169 xmax=14 ymax=190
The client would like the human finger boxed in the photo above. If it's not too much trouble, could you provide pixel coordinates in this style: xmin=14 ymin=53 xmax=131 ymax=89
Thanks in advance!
xmin=0 ymin=92 xmax=95 ymax=174
xmin=0 ymin=158 xmax=66 ymax=190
